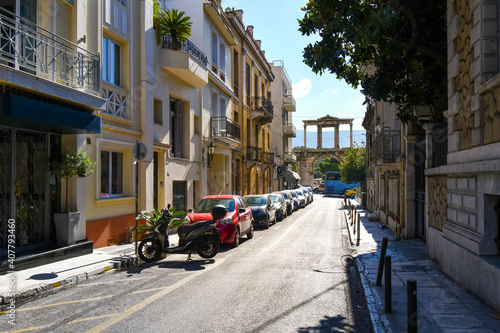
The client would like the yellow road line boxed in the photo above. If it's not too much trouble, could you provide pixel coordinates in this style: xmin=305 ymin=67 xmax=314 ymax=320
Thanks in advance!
xmin=85 ymin=258 xmax=226 ymax=333
xmin=67 ymin=314 xmax=117 ymax=324
xmin=131 ymin=287 xmax=164 ymax=294
xmin=0 ymin=325 xmax=48 ymax=333
xmin=0 ymin=296 xmax=113 ymax=314
xmin=75 ymin=276 xmax=156 ymax=287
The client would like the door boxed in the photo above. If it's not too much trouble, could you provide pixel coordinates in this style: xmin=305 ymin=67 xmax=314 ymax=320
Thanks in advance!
xmin=415 ymin=139 xmax=426 ymax=239
xmin=0 ymin=128 xmax=48 ymax=252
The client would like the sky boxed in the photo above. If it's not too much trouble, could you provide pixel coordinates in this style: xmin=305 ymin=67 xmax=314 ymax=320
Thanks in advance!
xmin=221 ymin=0 xmax=367 ymax=143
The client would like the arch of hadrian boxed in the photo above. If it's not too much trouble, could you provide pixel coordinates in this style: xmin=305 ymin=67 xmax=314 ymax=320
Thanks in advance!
xmin=294 ymin=115 xmax=354 ymax=186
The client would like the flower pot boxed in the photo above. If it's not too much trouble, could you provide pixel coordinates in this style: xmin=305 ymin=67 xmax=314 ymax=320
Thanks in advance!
xmin=53 ymin=211 xmax=80 ymax=246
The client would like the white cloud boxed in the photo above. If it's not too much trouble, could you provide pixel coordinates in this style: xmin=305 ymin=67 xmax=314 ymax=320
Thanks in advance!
xmin=292 ymin=78 xmax=312 ymax=99
xmin=322 ymin=88 xmax=339 ymax=95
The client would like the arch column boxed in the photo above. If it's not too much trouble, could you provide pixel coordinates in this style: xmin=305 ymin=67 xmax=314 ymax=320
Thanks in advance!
xmin=335 ymin=124 xmax=340 ymax=149
xmin=350 ymin=123 xmax=353 ymax=146
xmin=304 ymin=124 xmax=307 ymax=148
xmin=317 ymin=125 xmax=322 ymax=148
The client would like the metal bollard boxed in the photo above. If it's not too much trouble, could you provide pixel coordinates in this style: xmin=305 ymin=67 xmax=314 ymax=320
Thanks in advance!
xmin=407 ymin=279 xmax=417 ymax=333
xmin=384 ymin=255 xmax=392 ymax=313
xmin=376 ymin=237 xmax=389 ymax=286
xmin=357 ymin=213 xmax=361 ymax=242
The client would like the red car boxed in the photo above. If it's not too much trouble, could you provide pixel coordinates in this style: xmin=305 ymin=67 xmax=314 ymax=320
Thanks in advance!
xmin=186 ymin=195 xmax=254 ymax=247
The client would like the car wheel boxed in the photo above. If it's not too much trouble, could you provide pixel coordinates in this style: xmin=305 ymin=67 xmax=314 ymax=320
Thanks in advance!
xmin=138 ymin=238 xmax=162 ymax=263
xmin=247 ymin=223 xmax=254 ymax=239
xmin=350 ymin=194 xmax=355 ymax=199
xmin=196 ymin=235 xmax=220 ymax=258
xmin=231 ymin=227 xmax=240 ymax=247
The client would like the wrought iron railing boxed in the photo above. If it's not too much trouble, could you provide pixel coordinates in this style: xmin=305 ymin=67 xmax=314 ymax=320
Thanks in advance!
xmin=0 ymin=7 xmax=100 ymax=93
xmin=162 ymin=34 xmax=208 ymax=67
xmin=264 ymin=152 xmax=274 ymax=164
xmin=283 ymin=122 xmax=296 ymax=136
xmin=432 ymin=122 xmax=448 ymax=167
xmin=246 ymin=146 xmax=262 ymax=162
xmin=373 ymin=128 xmax=401 ymax=160
xmin=211 ymin=116 xmax=240 ymax=141
xmin=251 ymin=96 xmax=273 ymax=115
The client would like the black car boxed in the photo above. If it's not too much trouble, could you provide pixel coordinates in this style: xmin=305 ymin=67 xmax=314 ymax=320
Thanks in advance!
xmin=274 ymin=190 xmax=294 ymax=215
xmin=243 ymin=194 xmax=276 ymax=229
xmin=269 ymin=193 xmax=287 ymax=221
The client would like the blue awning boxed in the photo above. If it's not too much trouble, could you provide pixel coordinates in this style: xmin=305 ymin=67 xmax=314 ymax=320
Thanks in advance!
xmin=0 ymin=92 xmax=101 ymax=134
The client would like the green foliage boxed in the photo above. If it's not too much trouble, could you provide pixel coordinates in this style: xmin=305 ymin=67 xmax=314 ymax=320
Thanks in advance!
xmin=133 ymin=207 xmax=186 ymax=237
xmin=51 ymin=150 xmax=95 ymax=212
xmin=317 ymin=157 xmax=340 ymax=175
xmin=298 ymin=0 xmax=447 ymax=122
xmin=339 ymin=143 xmax=366 ymax=187
xmin=292 ymin=163 xmax=297 ymax=172
xmin=153 ymin=1 xmax=192 ymax=45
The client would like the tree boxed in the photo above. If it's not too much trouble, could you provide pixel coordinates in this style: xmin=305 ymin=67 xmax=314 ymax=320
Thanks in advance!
xmin=339 ymin=143 xmax=366 ymax=188
xmin=317 ymin=157 xmax=340 ymax=178
xmin=153 ymin=1 xmax=192 ymax=46
xmin=298 ymin=0 xmax=447 ymax=122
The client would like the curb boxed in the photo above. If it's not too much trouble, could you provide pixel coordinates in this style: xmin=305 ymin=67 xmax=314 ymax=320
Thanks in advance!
xmin=0 ymin=254 xmax=138 ymax=310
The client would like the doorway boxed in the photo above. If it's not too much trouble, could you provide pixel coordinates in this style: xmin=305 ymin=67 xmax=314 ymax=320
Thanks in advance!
xmin=0 ymin=127 xmax=49 ymax=252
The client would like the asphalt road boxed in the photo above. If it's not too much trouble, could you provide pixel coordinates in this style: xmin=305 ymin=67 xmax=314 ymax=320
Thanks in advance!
xmin=3 ymin=194 xmax=373 ymax=333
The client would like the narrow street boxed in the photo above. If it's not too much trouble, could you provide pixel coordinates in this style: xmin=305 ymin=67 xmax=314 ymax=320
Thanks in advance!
xmin=6 ymin=195 xmax=373 ymax=333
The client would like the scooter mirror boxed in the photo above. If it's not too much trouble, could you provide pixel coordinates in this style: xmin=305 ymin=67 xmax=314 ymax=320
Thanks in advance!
xmin=211 ymin=205 xmax=227 ymax=220
xmin=187 ymin=208 xmax=193 ymax=214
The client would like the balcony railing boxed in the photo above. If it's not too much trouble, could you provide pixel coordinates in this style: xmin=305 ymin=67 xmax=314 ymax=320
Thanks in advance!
xmin=373 ymin=128 xmax=401 ymax=161
xmin=283 ymin=122 xmax=296 ymax=137
xmin=283 ymin=94 xmax=296 ymax=111
xmin=251 ymin=96 xmax=273 ymax=115
xmin=246 ymin=146 xmax=262 ymax=162
xmin=432 ymin=122 xmax=448 ymax=167
xmin=211 ymin=116 xmax=240 ymax=142
xmin=263 ymin=152 xmax=274 ymax=164
xmin=0 ymin=7 xmax=100 ymax=93
xmin=162 ymin=34 xmax=208 ymax=66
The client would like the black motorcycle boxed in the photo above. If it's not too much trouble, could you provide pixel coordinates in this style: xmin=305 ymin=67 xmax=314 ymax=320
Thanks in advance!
xmin=138 ymin=205 xmax=226 ymax=263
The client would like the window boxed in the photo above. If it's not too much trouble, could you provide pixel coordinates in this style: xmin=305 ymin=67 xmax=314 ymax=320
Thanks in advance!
xmin=154 ymin=99 xmax=163 ymax=124
xmin=219 ymin=42 xmax=225 ymax=73
xmin=103 ymin=36 xmax=121 ymax=86
xmin=211 ymin=33 xmax=218 ymax=70
xmin=170 ymin=98 xmax=184 ymax=158
xmin=245 ymin=63 xmax=250 ymax=104
xmin=101 ymin=150 xmax=124 ymax=198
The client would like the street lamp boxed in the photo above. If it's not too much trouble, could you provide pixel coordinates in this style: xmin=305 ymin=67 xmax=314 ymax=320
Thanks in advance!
xmin=207 ymin=142 xmax=216 ymax=168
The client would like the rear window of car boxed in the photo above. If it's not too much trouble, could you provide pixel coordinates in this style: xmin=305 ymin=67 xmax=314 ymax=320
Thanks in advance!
xmin=194 ymin=198 xmax=235 ymax=213
xmin=279 ymin=192 xmax=289 ymax=199
xmin=245 ymin=196 xmax=267 ymax=206
xmin=270 ymin=195 xmax=282 ymax=202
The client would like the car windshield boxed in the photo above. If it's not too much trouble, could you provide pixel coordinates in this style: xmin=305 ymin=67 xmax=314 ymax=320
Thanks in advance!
xmin=245 ymin=196 xmax=266 ymax=206
xmin=270 ymin=195 xmax=281 ymax=203
xmin=280 ymin=192 xmax=289 ymax=199
xmin=194 ymin=198 xmax=235 ymax=213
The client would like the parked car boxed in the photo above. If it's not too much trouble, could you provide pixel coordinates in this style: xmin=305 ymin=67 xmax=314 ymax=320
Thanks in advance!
xmin=274 ymin=190 xmax=293 ymax=215
xmin=302 ymin=186 xmax=313 ymax=203
xmin=298 ymin=188 xmax=311 ymax=205
xmin=269 ymin=193 xmax=287 ymax=221
xmin=294 ymin=189 xmax=306 ymax=208
xmin=186 ymin=195 xmax=254 ymax=247
xmin=288 ymin=189 xmax=299 ymax=211
xmin=243 ymin=194 xmax=276 ymax=229
xmin=345 ymin=186 xmax=359 ymax=199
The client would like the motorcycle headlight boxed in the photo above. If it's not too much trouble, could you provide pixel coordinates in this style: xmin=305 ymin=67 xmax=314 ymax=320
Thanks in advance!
xmin=219 ymin=216 xmax=233 ymax=225
xmin=184 ymin=216 xmax=191 ymax=224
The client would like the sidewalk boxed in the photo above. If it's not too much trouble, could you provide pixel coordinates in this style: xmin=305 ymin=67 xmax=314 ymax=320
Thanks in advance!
xmin=346 ymin=201 xmax=500 ymax=332
xmin=0 ymin=242 xmax=143 ymax=308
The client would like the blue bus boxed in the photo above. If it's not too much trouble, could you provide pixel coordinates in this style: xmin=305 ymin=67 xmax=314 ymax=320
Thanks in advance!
xmin=324 ymin=171 xmax=359 ymax=195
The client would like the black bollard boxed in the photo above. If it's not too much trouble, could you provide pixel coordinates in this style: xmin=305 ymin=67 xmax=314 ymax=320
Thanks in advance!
xmin=384 ymin=255 xmax=392 ymax=313
xmin=376 ymin=237 xmax=389 ymax=286
xmin=407 ymin=279 xmax=417 ymax=333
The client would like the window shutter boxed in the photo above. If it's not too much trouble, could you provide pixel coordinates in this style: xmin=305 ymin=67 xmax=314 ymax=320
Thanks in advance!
xmin=175 ymin=100 xmax=183 ymax=157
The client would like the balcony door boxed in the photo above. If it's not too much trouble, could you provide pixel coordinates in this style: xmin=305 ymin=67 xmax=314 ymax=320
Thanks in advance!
xmin=0 ymin=0 xmax=37 ymax=73
xmin=0 ymin=127 xmax=49 ymax=253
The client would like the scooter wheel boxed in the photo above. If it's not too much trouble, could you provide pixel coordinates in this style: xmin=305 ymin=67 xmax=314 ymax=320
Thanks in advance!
xmin=197 ymin=235 xmax=220 ymax=259
xmin=138 ymin=238 xmax=162 ymax=263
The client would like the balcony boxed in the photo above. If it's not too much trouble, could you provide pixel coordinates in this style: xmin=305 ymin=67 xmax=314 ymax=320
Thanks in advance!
xmin=373 ymin=128 xmax=401 ymax=163
xmin=283 ymin=94 xmax=296 ymax=112
xmin=203 ymin=0 xmax=237 ymax=46
xmin=250 ymin=96 xmax=274 ymax=124
xmin=283 ymin=152 xmax=296 ymax=163
xmin=161 ymin=35 xmax=208 ymax=88
xmin=246 ymin=146 xmax=263 ymax=163
xmin=0 ymin=7 xmax=100 ymax=94
xmin=263 ymin=152 xmax=275 ymax=165
xmin=283 ymin=123 xmax=296 ymax=138
xmin=211 ymin=116 xmax=240 ymax=144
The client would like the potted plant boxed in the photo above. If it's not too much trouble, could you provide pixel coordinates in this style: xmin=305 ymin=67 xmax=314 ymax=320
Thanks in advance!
xmin=52 ymin=150 xmax=95 ymax=246
xmin=132 ymin=206 xmax=186 ymax=239
xmin=153 ymin=1 xmax=192 ymax=48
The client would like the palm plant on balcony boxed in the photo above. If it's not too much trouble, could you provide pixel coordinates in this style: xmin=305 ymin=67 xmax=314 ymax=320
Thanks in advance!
xmin=153 ymin=1 xmax=192 ymax=48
